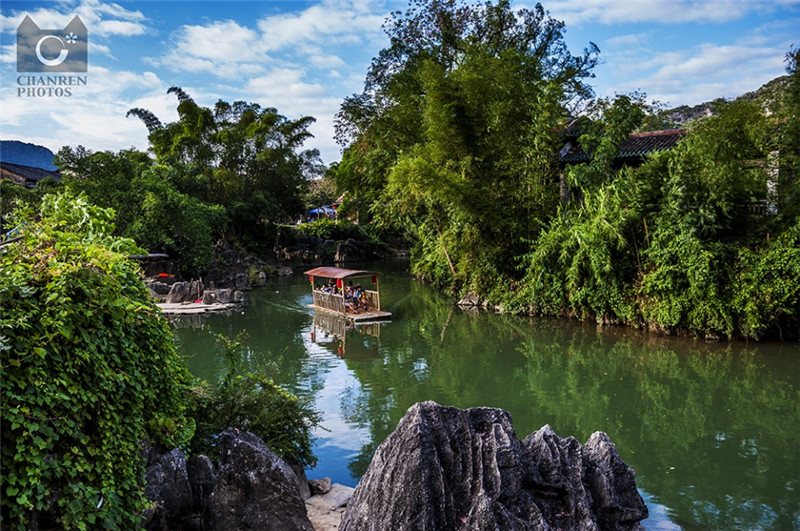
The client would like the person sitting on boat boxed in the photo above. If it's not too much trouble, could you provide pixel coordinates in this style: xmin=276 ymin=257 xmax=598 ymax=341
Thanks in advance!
xmin=344 ymin=294 xmax=359 ymax=313
xmin=356 ymin=285 xmax=369 ymax=311
xmin=344 ymin=286 xmax=357 ymax=306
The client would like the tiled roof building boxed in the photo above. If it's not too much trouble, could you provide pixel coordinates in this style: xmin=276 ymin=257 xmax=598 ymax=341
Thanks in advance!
xmin=561 ymin=129 xmax=686 ymax=164
xmin=0 ymin=161 xmax=61 ymax=188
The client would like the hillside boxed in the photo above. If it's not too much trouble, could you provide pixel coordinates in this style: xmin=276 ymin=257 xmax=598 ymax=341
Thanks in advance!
xmin=0 ymin=140 xmax=57 ymax=171
xmin=656 ymin=75 xmax=790 ymax=128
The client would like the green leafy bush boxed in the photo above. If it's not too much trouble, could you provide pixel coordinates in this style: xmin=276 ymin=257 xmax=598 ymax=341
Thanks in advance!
xmin=187 ymin=332 xmax=320 ymax=468
xmin=0 ymin=192 xmax=193 ymax=529
xmin=515 ymin=95 xmax=800 ymax=339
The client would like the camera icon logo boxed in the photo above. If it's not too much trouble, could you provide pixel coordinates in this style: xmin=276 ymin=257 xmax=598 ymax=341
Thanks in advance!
xmin=17 ymin=15 xmax=87 ymax=72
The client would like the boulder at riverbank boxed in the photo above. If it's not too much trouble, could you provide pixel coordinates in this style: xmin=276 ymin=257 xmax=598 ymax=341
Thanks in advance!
xmin=143 ymin=429 xmax=320 ymax=530
xmin=340 ymin=401 xmax=648 ymax=531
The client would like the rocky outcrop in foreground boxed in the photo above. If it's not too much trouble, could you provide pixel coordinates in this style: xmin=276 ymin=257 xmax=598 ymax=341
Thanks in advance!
xmin=340 ymin=401 xmax=647 ymax=531
xmin=143 ymin=429 xmax=314 ymax=530
xmin=144 ymin=403 xmax=646 ymax=530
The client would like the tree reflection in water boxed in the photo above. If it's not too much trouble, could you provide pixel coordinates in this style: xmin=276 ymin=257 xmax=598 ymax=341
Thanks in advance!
xmin=177 ymin=268 xmax=800 ymax=530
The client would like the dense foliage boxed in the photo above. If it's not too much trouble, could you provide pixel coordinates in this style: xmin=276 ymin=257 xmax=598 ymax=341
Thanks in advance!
xmin=334 ymin=0 xmax=598 ymax=290
xmin=515 ymin=53 xmax=800 ymax=339
xmin=49 ymin=88 xmax=322 ymax=274
xmin=0 ymin=193 xmax=322 ymax=528
xmin=56 ymin=148 xmax=227 ymax=272
xmin=0 ymin=193 xmax=194 ymax=529
xmin=187 ymin=333 xmax=320 ymax=468
xmin=293 ymin=218 xmax=386 ymax=246
xmin=334 ymin=0 xmax=799 ymax=338
xmin=127 ymin=87 xmax=322 ymax=245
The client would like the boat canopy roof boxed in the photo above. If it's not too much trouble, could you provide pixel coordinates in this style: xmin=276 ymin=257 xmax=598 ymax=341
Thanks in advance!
xmin=304 ymin=266 xmax=378 ymax=280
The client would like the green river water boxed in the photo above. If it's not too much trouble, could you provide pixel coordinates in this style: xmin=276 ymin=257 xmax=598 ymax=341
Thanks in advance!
xmin=174 ymin=261 xmax=800 ymax=530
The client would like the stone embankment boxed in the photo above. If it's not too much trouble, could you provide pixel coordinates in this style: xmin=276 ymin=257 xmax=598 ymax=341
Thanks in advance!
xmin=143 ymin=236 xmax=401 ymax=315
xmin=144 ymin=402 xmax=647 ymax=530
xmin=148 ymin=279 xmax=247 ymax=315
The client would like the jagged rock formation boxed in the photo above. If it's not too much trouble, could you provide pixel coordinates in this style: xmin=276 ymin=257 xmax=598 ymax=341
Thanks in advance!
xmin=143 ymin=405 xmax=645 ymax=530
xmin=143 ymin=429 xmax=313 ymax=530
xmin=142 ymin=449 xmax=195 ymax=529
xmin=164 ymin=280 xmax=203 ymax=304
xmin=340 ymin=401 xmax=647 ymax=531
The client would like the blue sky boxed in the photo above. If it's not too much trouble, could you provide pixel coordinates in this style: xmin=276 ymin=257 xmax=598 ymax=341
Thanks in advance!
xmin=2 ymin=0 xmax=798 ymax=165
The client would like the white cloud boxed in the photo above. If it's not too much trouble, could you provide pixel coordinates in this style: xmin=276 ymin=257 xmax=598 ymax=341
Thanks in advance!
xmin=173 ymin=20 xmax=263 ymax=63
xmin=92 ymin=19 xmax=145 ymax=37
xmin=602 ymin=42 xmax=787 ymax=106
xmin=2 ymin=66 xmax=170 ymax=154
xmin=151 ymin=19 xmax=278 ymax=77
xmin=0 ymin=0 xmax=147 ymax=37
xmin=0 ymin=43 xmax=14 ymax=64
xmin=243 ymin=68 xmax=333 ymax=116
xmin=547 ymin=0 xmax=797 ymax=26
xmin=604 ymin=32 xmax=650 ymax=48
xmin=257 ymin=0 xmax=386 ymax=52
xmin=90 ymin=42 xmax=112 ymax=57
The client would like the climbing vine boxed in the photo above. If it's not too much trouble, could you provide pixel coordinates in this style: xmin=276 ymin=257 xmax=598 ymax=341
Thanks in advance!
xmin=0 ymin=192 xmax=194 ymax=529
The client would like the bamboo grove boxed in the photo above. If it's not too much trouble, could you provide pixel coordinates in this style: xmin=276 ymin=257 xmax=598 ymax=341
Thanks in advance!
xmin=332 ymin=0 xmax=800 ymax=340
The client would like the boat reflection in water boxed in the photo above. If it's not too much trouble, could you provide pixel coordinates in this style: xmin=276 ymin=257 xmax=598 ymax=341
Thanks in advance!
xmin=305 ymin=266 xmax=391 ymax=356
xmin=310 ymin=312 xmax=385 ymax=357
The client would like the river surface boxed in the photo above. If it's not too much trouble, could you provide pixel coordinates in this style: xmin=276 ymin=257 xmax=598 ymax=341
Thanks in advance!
xmin=173 ymin=261 xmax=800 ymax=530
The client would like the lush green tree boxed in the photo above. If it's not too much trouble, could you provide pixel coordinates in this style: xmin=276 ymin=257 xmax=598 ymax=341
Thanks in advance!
xmin=57 ymin=147 xmax=227 ymax=273
xmin=516 ymin=85 xmax=800 ymax=338
xmin=0 ymin=192 xmax=193 ymax=529
xmin=334 ymin=0 xmax=599 ymax=291
xmin=128 ymin=88 xmax=322 ymax=244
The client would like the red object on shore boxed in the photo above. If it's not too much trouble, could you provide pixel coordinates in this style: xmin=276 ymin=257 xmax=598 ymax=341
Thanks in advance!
xmin=158 ymin=273 xmax=168 ymax=278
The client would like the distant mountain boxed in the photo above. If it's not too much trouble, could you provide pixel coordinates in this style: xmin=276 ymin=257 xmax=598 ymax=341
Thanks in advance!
xmin=655 ymin=76 xmax=790 ymax=129
xmin=0 ymin=140 xmax=57 ymax=171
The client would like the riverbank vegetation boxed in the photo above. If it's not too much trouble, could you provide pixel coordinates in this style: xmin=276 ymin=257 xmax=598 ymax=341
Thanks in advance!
xmin=2 ymin=0 xmax=796 ymax=345
xmin=47 ymin=87 xmax=324 ymax=273
xmin=0 ymin=193 xmax=319 ymax=528
xmin=1 ymin=194 xmax=193 ymax=528
xmin=188 ymin=332 xmax=320 ymax=468
xmin=332 ymin=0 xmax=800 ymax=340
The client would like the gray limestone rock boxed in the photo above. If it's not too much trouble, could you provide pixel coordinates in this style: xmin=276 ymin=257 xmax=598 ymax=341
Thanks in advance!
xmin=143 ymin=449 xmax=194 ymax=530
xmin=186 ymin=455 xmax=216 ymax=514
xmin=147 ymin=281 xmax=171 ymax=295
xmin=187 ymin=279 xmax=203 ymax=302
xmin=203 ymin=429 xmax=313 ymax=531
xmin=165 ymin=281 xmax=190 ymax=304
xmin=340 ymin=401 xmax=647 ymax=531
xmin=457 ymin=292 xmax=481 ymax=307
xmin=309 ymin=477 xmax=332 ymax=496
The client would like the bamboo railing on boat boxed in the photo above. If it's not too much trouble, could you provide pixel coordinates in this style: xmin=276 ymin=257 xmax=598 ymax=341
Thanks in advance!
xmin=304 ymin=266 xmax=391 ymax=321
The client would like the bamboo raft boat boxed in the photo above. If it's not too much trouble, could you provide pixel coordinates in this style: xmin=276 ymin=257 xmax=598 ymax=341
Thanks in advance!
xmin=304 ymin=266 xmax=392 ymax=322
